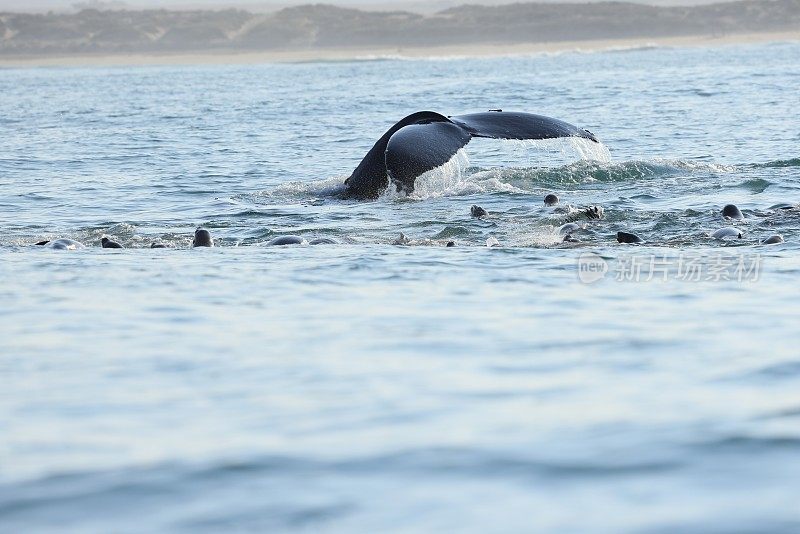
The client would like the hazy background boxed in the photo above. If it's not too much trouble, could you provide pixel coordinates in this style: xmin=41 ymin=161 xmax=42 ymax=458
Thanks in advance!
xmin=0 ymin=0 xmax=731 ymax=15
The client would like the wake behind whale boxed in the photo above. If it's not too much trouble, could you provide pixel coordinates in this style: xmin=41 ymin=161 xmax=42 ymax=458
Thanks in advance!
xmin=257 ymin=157 xmax=748 ymax=204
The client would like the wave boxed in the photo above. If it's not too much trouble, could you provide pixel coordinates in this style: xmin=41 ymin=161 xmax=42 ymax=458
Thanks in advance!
xmin=285 ymin=41 xmax=680 ymax=65
xmin=0 ymin=449 xmax=683 ymax=530
xmin=599 ymin=43 xmax=668 ymax=54
xmin=735 ymin=177 xmax=772 ymax=193
xmin=746 ymin=360 xmax=800 ymax=379
xmin=753 ymin=158 xmax=800 ymax=168
xmin=403 ymin=159 xmax=739 ymax=199
xmin=290 ymin=54 xmax=409 ymax=65
xmin=692 ymin=435 xmax=800 ymax=452
xmin=0 ymin=446 xmax=680 ymax=498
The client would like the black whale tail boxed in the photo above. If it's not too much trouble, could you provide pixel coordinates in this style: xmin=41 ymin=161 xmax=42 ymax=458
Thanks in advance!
xmin=343 ymin=110 xmax=598 ymax=200
xmin=343 ymin=111 xmax=450 ymax=200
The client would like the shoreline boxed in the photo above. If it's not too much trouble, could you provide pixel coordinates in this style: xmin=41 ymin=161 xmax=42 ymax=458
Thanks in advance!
xmin=1 ymin=31 xmax=797 ymax=68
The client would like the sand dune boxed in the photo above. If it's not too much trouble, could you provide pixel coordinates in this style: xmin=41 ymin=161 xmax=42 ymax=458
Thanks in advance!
xmin=1 ymin=1 xmax=798 ymax=64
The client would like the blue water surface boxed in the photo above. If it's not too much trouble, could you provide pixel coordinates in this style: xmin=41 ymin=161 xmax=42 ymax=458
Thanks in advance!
xmin=1 ymin=41 xmax=800 ymax=532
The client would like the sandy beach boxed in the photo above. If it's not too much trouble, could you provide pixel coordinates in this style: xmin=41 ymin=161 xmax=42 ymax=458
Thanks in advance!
xmin=1 ymin=30 xmax=797 ymax=68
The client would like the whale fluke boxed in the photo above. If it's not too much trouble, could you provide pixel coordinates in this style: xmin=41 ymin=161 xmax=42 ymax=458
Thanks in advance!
xmin=450 ymin=112 xmax=596 ymax=142
xmin=343 ymin=110 xmax=597 ymax=200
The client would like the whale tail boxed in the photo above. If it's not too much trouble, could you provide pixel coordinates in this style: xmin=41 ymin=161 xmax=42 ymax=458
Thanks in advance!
xmin=343 ymin=110 xmax=598 ymax=200
xmin=449 ymin=111 xmax=597 ymax=143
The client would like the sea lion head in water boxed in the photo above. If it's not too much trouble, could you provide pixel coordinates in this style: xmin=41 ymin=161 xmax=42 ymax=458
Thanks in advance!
xmin=711 ymin=227 xmax=743 ymax=240
xmin=617 ymin=231 xmax=644 ymax=244
xmin=267 ymin=235 xmax=306 ymax=246
xmin=470 ymin=205 xmax=488 ymax=218
xmin=101 ymin=237 xmax=124 ymax=249
xmin=544 ymin=194 xmax=559 ymax=206
xmin=192 ymin=228 xmax=213 ymax=247
xmin=722 ymin=204 xmax=744 ymax=220
xmin=36 ymin=238 xmax=85 ymax=250
xmin=761 ymin=234 xmax=784 ymax=245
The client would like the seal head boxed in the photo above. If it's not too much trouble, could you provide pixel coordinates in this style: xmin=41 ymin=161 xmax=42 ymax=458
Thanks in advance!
xmin=722 ymin=204 xmax=744 ymax=220
xmin=544 ymin=194 xmax=559 ymax=206
xmin=711 ymin=227 xmax=743 ymax=240
xmin=37 ymin=238 xmax=85 ymax=250
xmin=101 ymin=237 xmax=124 ymax=249
xmin=761 ymin=234 xmax=784 ymax=245
xmin=267 ymin=235 xmax=306 ymax=246
xmin=192 ymin=228 xmax=213 ymax=247
xmin=617 ymin=231 xmax=644 ymax=244
xmin=471 ymin=205 xmax=488 ymax=218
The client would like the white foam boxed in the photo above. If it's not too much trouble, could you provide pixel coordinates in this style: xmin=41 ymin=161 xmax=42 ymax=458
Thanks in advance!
xmin=262 ymin=176 xmax=348 ymax=198
xmin=381 ymin=149 xmax=481 ymax=201
xmin=406 ymin=150 xmax=470 ymax=199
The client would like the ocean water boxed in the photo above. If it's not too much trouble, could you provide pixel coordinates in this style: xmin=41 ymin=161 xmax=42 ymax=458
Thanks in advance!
xmin=2 ymin=41 xmax=800 ymax=532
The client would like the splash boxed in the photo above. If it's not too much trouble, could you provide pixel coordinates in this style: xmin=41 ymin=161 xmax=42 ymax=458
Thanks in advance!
xmin=492 ymin=137 xmax=612 ymax=165
xmin=402 ymin=150 xmax=470 ymax=200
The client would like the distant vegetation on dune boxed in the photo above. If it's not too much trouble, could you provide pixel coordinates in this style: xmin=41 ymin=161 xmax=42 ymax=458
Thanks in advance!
xmin=1 ymin=0 xmax=799 ymax=55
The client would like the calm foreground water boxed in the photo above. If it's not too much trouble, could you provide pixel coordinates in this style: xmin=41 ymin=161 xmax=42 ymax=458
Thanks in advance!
xmin=2 ymin=41 xmax=800 ymax=532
